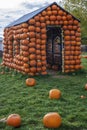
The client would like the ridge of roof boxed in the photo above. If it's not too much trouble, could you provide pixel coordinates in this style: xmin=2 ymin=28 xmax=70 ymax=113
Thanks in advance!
xmin=6 ymin=2 xmax=80 ymax=28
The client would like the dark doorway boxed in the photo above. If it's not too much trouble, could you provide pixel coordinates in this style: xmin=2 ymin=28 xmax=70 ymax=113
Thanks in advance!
xmin=46 ymin=26 xmax=62 ymax=71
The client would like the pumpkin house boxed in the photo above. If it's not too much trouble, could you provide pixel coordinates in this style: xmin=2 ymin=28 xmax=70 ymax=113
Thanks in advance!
xmin=2 ymin=2 xmax=82 ymax=75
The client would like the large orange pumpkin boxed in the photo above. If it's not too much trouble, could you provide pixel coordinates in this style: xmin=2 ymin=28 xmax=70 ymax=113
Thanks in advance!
xmin=49 ymin=89 xmax=61 ymax=99
xmin=26 ymin=78 xmax=36 ymax=86
xmin=6 ymin=114 xmax=21 ymax=127
xmin=43 ymin=112 xmax=62 ymax=128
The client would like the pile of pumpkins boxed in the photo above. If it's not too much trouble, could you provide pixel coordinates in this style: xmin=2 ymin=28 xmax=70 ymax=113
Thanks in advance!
xmin=2 ymin=4 xmax=81 ymax=75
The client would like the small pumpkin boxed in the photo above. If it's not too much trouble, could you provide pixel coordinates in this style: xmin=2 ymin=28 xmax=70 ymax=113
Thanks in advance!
xmin=28 ymin=26 xmax=35 ymax=31
xmin=29 ymin=54 xmax=36 ymax=60
xmin=51 ymin=5 xmax=57 ymax=10
xmin=29 ymin=32 xmax=35 ymax=38
xmin=42 ymin=11 xmax=47 ymax=16
xmin=28 ymin=19 xmax=35 ymax=24
xmin=21 ymin=23 xmax=28 ymax=28
xmin=26 ymin=78 xmax=36 ymax=86
xmin=50 ymin=15 xmax=56 ymax=21
xmin=43 ymin=112 xmax=62 ymax=128
xmin=30 ymin=67 xmax=36 ymax=73
xmin=35 ymin=22 xmax=41 ymax=27
xmin=34 ymin=15 xmax=40 ymax=21
xmin=29 ymin=60 xmax=36 ymax=66
xmin=85 ymin=84 xmax=87 ymax=90
xmin=49 ymin=89 xmax=61 ymax=99
xmin=6 ymin=114 xmax=21 ymax=127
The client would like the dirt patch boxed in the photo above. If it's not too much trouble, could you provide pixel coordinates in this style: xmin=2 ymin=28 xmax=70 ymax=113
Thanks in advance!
xmin=47 ymin=69 xmax=68 ymax=78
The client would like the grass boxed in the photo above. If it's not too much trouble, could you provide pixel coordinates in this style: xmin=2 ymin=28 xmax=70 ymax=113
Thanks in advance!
xmin=0 ymin=54 xmax=87 ymax=130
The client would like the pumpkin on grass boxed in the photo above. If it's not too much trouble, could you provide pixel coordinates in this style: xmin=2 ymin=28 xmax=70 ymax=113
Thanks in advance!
xmin=84 ymin=84 xmax=87 ymax=90
xmin=43 ymin=112 xmax=62 ymax=128
xmin=6 ymin=114 xmax=21 ymax=127
xmin=49 ymin=89 xmax=61 ymax=99
xmin=26 ymin=78 xmax=36 ymax=86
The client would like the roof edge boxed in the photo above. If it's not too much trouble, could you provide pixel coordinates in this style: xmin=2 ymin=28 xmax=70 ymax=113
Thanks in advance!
xmin=5 ymin=1 xmax=80 ymax=28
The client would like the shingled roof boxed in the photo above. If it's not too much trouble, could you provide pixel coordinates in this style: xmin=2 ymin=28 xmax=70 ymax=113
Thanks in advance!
xmin=6 ymin=2 xmax=80 ymax=28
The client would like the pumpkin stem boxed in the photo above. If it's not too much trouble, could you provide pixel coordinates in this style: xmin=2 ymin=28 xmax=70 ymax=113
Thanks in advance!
xmin=0 ymin=118 xmax=7 ymax=123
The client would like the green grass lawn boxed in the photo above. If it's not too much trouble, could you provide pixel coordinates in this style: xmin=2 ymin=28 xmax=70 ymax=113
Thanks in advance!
xmin=0 ymin=55 xmax=87 ymax=130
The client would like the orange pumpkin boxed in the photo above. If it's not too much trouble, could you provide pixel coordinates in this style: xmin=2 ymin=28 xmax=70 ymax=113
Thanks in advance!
xmin=36 ymin=44 xmax=40 ymax=49
xmin=37 ymin=67 xmax=42 ymax=72
xmin=85 ymin=84 xmax=87 ymax=90
xmin=34 ymin=15 xmax=40 ymax=21
xmin=62 ymin=16 xmax=67 ymax=21
xmin=30 ymin=38 xmax=36 ymax=42
xmin=40 ymin=17 xmax=45 ymax=22
xmin=29 ymin=42 xmax=35 ymax=47
xmin=21 ymin=39 xmax=29 ymax=45
xmin=63 ymin=25 xmax=67 ymax=30
xmin=22 ymin=28 xmax=28 ymax=33
xmin=29 ymin=48 xmax=35 ymax=53
xmin=29 ymin=60 xmax=36 ymax=66
xmin=21 ymin=45 xmax=29 ymax=51
xmin=21 ymin=23 xmax=28 ymax=28
xmin=23 ymin=57 xmax=29 ymax=62
xmin=64 ymin=30 xmax=70 ymax=35
xmin=73 ymin=20 xmax=79 ymax=25
xmin=41 ymin=34 xmax=47 ymax=39
xmin=36 ymin=33 xmax=40 ymax=39
xmin=52 ymin=10 xmax=58 ymax=15
xmin=51 ymin=5 xmax=57 ymax=10
xmin=30 ymin=67 xmax=36 ymax=73
xmin=43 ymin=112 xmax=62 ymax=128
xmin=73 ymin=26 xmax=77 ymax=30
xmin=42 ymin=11 xmax=47 ymax=16
xmin=36 ymin=39 xmax=41 ymax=44
xmin=22 ymin=51 xmax=29 ymax=57
xmin=49 ymin=89 xmax=61 ymax=99
xmin=6 ymin=114 xmax=21 ymax=127
xmin=37 ymin=61 xmax=42 ymax=67
xmin=35 ymin=22 xmax=41 ymax=27
xmin=26 ymin=78 xmax=36 ymax=86
xmin=68 ymin=20 xmax=73 ymax=25
xmin=45 ymin=15 xmax=49 ymax=20
xmin=47 ymin=10 xmax=52 ymax=16
xmin=35 ymin=27 xmax=40 ymax=32
xmin=64 ymin=36 xmax=71 ymax=41
xmin=29 ymin=54 xmax=36 ymax=60
xmin=23 ymin=63 xmax=29 ymax=68
xmin=46 ymin=7 xmax=51 ymax=11
xmin=41 ymin=28 xmax=46 ymax=34
xmin=29 ymin=32 xmax=35 ymax=38
xmin=28 ymin=19 xmax=35 ymax=24
xmin=50 ymin=15 xmax=56 ymax=21
xmin=58 ymin=10 xmax=63 ymax=15
xmin=41 ymin=40 xmax=46 ymax=44
xmin=57 ymin=15 xmax=61 ymax=20
xmin=67 ymin=14 xmax=72 ymax=20
xmin=24 ymin=68 xmax=30 ymax=73
xmin=20 ymin=33 xmax=28 ymax=39
xmin=41 ymin=23 xmax=46 ymax=28
xmin=41 ymin=71 xmax=47 ymax=75
xmin=28 ymin=26 xmax=35 ymax=31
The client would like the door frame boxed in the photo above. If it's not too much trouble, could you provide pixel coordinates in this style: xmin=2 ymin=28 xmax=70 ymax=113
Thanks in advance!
xmin=46 ymin=25 xmax=64 ymax=72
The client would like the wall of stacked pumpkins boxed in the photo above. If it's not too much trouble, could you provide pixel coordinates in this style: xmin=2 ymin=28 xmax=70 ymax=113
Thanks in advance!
xmin=2 ymin=4 xmax=81 ymax=75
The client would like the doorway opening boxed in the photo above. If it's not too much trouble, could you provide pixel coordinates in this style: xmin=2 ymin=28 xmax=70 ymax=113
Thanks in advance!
xmin=46 ymin=26 xmax=63 ymax=71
